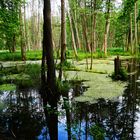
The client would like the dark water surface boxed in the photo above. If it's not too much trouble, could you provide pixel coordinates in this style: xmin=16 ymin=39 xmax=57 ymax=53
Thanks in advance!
xmin=0 ymin=59 xmax=140 ymax=140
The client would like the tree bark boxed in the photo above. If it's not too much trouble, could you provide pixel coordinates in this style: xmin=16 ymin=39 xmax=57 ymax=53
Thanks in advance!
xmin=59 ymin=0 xmax=66 ymax=80
xmin=43 ymin=0 xmax=58 ymax=139
xmin=19 ymin=6 xmax=26 ymax=61
xmin=43 ymin=0 xmax=56 ymax=93
xmin=68 ymin=9 xmax=78 ymax=58
xmin=90 ymin=0 xmax=97 ymax=70
xmin=134 ymin=1 xmax=138 ymax=53
xmin=74 ymin=16 xmax=81 ymax=50
xmin=102 ymin=0 xmax=111 ymax=56
xmin=24 ymin=0 xmax=28 ymax=51
xmin=130 ymin=13 xmax=133 ymax=54
xmin=82 ymin=15 xmax=91 ymax=53
xmin=37 ymin=0 xmax=41 ymax=49
xmin=69 ymin=0 xmax=81 ymax=50
xmin=12 ymin=34 xmax=16 ymax=52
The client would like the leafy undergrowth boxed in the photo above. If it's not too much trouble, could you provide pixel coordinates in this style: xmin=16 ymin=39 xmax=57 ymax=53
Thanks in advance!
xmin=0 ymin=51 xmax=42 ymax=61
xmin=0 ymin=64 xmax=41 ymax=89
xmin=110 ymin=68 xmax=128 ymax=81
xmin=0 ymin=84 xmax=16 ymax=91
xmin=0 ymin=48 xmax=131 ymax=61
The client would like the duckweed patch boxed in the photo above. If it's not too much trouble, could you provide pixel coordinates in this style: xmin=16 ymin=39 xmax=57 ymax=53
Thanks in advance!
xmin=67 ymin=71 xmax=126 ymax=103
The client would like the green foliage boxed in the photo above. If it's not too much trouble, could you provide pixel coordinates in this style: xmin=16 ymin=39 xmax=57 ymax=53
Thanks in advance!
xmin=0 ymin=0 xmax=21 ymax=50
xmin=0 ymin=51 xmax=42 ymax=61
xmin=0 ymin=48 xmax=131 ymax=61
xmin=56 ymin=80 xmax=70 ymax=95
xmin=0 ymin=64 xmax=41 ymax=89
xmin=0 ymin=51 xmax=21 ymax=61
xmin=108 ymin=48 xmax=131 ymax=56
xmin=21 ymin=64 xmax=41 ymax=88
xmin=24 ymin=64 xmax=40 ymax=80
xmin=89 ymin=124 xmax=105 ymax=140
xmin=0 ymin=84 xmax=16 ymax=91
xmin=122 ymin=0 xmax=135 ymax=17
xmin=111 ymin=67 xmax=128 ymax=81
xmin=56 ymin=60 xmax=75 ymax=70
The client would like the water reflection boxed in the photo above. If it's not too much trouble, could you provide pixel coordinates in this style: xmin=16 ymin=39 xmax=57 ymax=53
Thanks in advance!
xmin=0 ymin=89 xmax=46 ymax=140
xmin=0 ymin=59 xmax=140 ymax=140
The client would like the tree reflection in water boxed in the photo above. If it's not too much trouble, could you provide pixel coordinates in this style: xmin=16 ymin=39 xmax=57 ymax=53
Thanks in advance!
xmin=0 ymin=59 xmax=140 ymax=140
xmin=0 ymin=89 xmax=46 ymax=140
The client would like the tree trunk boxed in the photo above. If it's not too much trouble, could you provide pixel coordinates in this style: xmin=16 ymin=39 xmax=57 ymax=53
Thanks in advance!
xmin=37 ymin=0 xmax=41 ymax=49
xmin=138 ymin=21 xmax=140 ymax=47
xmin=31 ymin=0 xmax=37 ymax=50
xmin=19 ymin=6 xmax=26 ymax=61
xmin=68 ymin=10 xmax=78 ymax=58
xmin=27 ymin=2 xmax=31 ymax=51
xmin=74 ymin=17 xmax=81 ymax=50
xmin=102 ymin=0 xmax=111 ymax=56
xmin=134 ymin=1 xmax=138 ymax=53
xmin=24 ymin=0 xmax=27 ymax=49
xmin=93 ymin=16 xmax=97 ymax=53
xmin=90 ymin=0 xmax=97 ymax=70
xmin=130 ymin=13 xmax=133 ymax=54
xmin=42 ymin=1 xmax=58 ymax=139
xmin=43 ymin=0 xmax=56 ymax=93
xmin=71 ymin=3 xmax=81 ymax=50
xmin=59 ymin=0 xmax=66 ymax=80
xmin=12 ymin=34 xmax=16 ymax=52
xmin=31 ymin=0 xmax=34 ymax=49
xmin=82 ymin=15 xmax=91 ymax=53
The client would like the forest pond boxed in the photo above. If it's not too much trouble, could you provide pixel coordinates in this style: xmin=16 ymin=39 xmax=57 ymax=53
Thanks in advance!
xmin=0 ymin=59 xmax=140 ymax=140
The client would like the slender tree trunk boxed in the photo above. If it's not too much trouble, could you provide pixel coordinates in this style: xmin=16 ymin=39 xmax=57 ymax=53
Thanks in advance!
xmin=130 ymin=13 xmax=133 ymax=54
xmin=68 ymin=0 xmax=81 ymax=50
xmin=134 ymin=1 xmax=138 ymax=53
xmin=82 ymin=15 xmax=91 ymax=53
xmin=93 ymin=16 xmax=97 ymax=52
xmin=37 ymin=0 xmax=41 ymax=49
xmin=138 ymin=21 xmax=140 ymax=47
xmin=74 ymin=18 xmax=81 ymax=49
xmin=31 ymin=0 xmax=34 ymax=49
xmin=72 ymin=4 xmax=81 ymax=50
xmin=59 ymin=0 xmax=66 ymax=80
xmin=102 ymin=0 xmax=111 ymax=56
xmin=31 ymin=0 xmax=36 ymax=50
xmin=19 ymin=6 xmax=26 ymax=61
xmin=68 ymin=10 xmax=78 ymax=58
xmin=24 ymin=0 xmax=28 ymax=51
xmin=81 ymin=16 xmax=89 ymax=69
xmin=26 ymin=2 xmax=31 ymax=51
xmin=12 ymin=34 xmax=16 ymax=52
xmin=90 ymin=0 xmax=97 ymax=70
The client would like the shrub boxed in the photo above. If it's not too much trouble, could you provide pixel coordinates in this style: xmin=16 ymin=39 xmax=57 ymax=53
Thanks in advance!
xmin=111 ymin=67 xmax=128 ymax=81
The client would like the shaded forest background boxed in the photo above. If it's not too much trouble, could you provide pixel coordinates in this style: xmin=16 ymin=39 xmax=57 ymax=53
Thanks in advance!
xmin=0 ymin=0 xmax=140 ymax=60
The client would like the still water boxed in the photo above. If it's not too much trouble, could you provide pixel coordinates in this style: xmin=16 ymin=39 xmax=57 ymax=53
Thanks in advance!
xmin=0 ymin=59 xmax=140 ymax=140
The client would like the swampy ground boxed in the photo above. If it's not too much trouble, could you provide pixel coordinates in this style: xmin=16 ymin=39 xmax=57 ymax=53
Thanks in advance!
xmin=0 ymin=56 xmax=140 ymax=140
